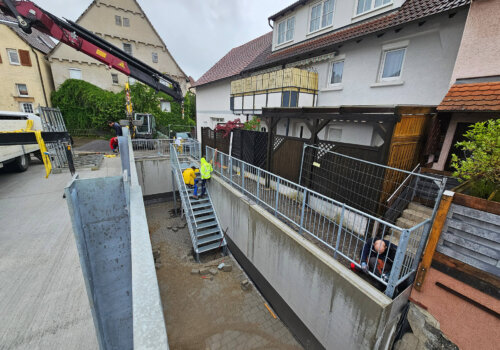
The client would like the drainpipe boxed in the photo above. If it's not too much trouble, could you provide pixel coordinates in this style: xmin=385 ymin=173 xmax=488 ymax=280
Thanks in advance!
xmin=268 ymin=18 xmax=273 ymax=29
xmin=31 ymin=48 xmax=49 ymax=107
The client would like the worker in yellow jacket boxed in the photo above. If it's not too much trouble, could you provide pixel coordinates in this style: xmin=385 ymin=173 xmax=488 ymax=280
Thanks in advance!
xmin=182 ymin=166 xmax=198 ymax=186
xmin=193 ymin=157 xmax=213 ymax=199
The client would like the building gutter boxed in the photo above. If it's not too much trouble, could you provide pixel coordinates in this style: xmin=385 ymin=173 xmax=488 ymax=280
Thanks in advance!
xmin=30 ymin=47 xmax=49 ymax=107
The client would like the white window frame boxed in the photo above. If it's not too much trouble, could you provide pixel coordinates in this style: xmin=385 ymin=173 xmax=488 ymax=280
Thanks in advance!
xmin=152 ymin=52 xmax=158 ymax=63
xmin=355 ymin=0 xmax=392 ymax=17
xmin=115 ymin=15 xmax=122 ymax=26
xmin=69 ymin=68 xmax=82 ymax=80
xmin=328 ymin=58 xmax=345 ymax=86
xmin=308 ymin=0 xmax=335 ymax=34
xmin=20 ymin=102 xmax=34 ymax=113
xmin=7 ymin=49 xmax=20 ymax=65
xmin=123 ymin=43 xmax=132 ymax=56
xmin=123 ymin=17 xmax=130 ymax=27
xmin=276 ymin=16 xmax=295 ymax=46
xmin=160 ymin=101 xmax=171 ymax=112
xmin=16 ymin=83 xmax=29 ymax=96
xmin=378 ymin=41 xmax=408 ymax=83
xmin=111 ymin=73 xmax=119 ymax=84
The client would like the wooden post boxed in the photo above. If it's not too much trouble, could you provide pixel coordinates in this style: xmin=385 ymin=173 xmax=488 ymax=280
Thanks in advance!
xmin=414 ymin=190 xmax=454 ymax=291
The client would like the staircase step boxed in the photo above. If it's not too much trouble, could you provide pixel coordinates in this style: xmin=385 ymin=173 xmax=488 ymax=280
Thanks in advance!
xmin=197 ymin=241 xmax=225 ymax=254
xmin=408 ymin=202 xmax=433 ymax=216
xmin=396 ymin=217 xmax=418 ymax=229
xmin=194 ymin=208 xmax=214 ymax=216
xmin=197 ymin=233 xmax=223 ymax=246
xmin=402 ymin=209 xmax=430 ymax=223
xmin=191 ymin=202 xmax=211 ymax=209
xmin=196 ymin=220 xmax=218 ymax=230
xmin=195 ymin=214 xmax=215 ymax=223
xmin=384 ymin=234 xmax=400 ymax=247
xmin=196 ymin=227 xmax=220 ymax=238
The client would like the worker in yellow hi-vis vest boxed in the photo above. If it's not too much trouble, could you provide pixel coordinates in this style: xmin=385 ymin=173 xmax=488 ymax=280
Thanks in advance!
xmin=192 ymin=157 xmax=213 ymax=199
xmin=182 ymin=166 xmax=199 ymax=187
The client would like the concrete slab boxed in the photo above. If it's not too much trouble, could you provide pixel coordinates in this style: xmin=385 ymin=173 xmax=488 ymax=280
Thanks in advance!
xmin=0 ymin=157 xmax=121 ymax=349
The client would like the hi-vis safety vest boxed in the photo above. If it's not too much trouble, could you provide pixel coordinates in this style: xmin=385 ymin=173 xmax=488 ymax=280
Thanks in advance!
xmin=200 ymin=158 xmax=213 ymax=179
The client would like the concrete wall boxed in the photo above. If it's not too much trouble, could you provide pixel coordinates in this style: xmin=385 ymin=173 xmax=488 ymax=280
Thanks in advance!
xmin=209 ymin=175 xmax=410 ymax=349
xmin=450 ymin=0 xmax=500 ymax=82
xmin=195 ymin=80 xmax=234 ymax=141
xmin=0 ymin=25 xmax=54 ymax=111
xmin=271 ymin=0 xmax=406 ymax=52
xmin=135 ymin=156 xmax=173 ymax=197
xmin=49 ymin=0 xmax=187 ymax=94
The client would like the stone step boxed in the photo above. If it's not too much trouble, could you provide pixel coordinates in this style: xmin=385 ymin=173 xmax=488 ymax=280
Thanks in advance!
xmin=408 ymin=202 xmax=433 ymax=216
xmin=402 ymin=209 xmax=430 ymax=223
xmin=396 ymin=217 xmax=418 ymax=229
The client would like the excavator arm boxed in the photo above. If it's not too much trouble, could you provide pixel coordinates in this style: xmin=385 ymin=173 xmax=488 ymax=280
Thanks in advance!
xmin=0 ymin=0 xmax=184 ymax=102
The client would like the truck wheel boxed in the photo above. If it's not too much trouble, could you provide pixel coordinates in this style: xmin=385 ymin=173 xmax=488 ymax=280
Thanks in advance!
xmin=13 ymin=154 xmax=30 ymax=172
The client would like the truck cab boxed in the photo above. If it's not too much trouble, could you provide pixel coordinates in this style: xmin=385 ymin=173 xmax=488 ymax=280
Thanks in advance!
xmin=0 ymin=111 xmax=42 ymax=171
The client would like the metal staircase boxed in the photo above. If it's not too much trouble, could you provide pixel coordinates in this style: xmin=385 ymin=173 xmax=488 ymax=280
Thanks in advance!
xmin=170 ymin=142 xmax=226 ymax=261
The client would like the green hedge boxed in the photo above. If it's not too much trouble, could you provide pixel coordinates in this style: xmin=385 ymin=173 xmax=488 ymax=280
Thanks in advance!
xmin=51 ymin=79 xmax=195 ymax=131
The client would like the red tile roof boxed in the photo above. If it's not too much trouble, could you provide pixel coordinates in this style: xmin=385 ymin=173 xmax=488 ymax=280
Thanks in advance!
xmin=193 ymin=32 xmax=272 ymax=87
xmin=437 ymin=82 xmax=500 ymax=112
xmin=244 ymin=0 xmax=470 ymax=73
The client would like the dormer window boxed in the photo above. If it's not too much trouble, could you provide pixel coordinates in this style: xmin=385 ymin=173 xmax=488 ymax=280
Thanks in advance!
xmin=309 ymin=0 xmax=335 ymax=33
xmin=277 ymin=17 xmax=295 ymax=45
xmin=356 ymin=0 xmax=391 ymax=16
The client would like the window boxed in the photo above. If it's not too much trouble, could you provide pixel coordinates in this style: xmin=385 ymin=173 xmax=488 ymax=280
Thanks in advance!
xmin=123 ymin=17 xmax=130 ymax=27
xmin=123 ymin=43 xmax=132 ymax=56
xmin=7 ymin=49 xmax=20 ymax=65
xmin=380 ymin=48 xmax=405 ymax=81
xmin=309 ymin=0 xmax=334 ymax=33
xmin=277 ymin=16 xmax=295 ymax=45
xmin=160 ymin=101 xmax=171 ymax=112
xmin=282 ymin=91 xmax=298 ymax=107
xmin=330 ymin=60 xmax=344 ymax=85
xmin=20 ymin=103 xmax=34 ymax=113
xmin=356 ymin=0 xmax=391 ymax=15
xmin=16 ymin=83 xmax=28 ymax=96
xmin=111 ymin=73 xmax=119 ymax=84
xmin=327 ymin=127 xmax=342 ymax=141
xmin=115 ymin=15 xmax=122 ymax=26
xmin=152 ymin=52 xmax=158 ymax=63
xmin=69 ymin=68 xmax=82 ymax=80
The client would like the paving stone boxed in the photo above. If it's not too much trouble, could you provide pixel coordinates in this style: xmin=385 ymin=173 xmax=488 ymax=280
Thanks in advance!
xmin=191 ymin=269 xmax=199 ymax=275
xmin=222 ymin=264 xmax=232 ymax=272
xmin=209 ymin=268 xmax=218 ymax=276
xmin=199 ymin=267 xmax=210 ymax=275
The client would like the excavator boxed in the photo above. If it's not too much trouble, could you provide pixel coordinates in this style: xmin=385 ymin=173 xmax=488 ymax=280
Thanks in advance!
xmin=0 ymin=0 xmax=184 ymax=173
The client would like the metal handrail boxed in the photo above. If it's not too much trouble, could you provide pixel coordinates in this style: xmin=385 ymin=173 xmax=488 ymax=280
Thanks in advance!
xmin=386 ymin=163 xmax=420 ymax=203
xmin=169 ymin=143 xmax=199 ymax=229
xmin=206 ymin=146 xmax=438 ymax=297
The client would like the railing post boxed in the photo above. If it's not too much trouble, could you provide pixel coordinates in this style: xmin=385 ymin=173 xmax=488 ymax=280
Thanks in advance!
xmin=274 ymin=178 xmax=280 ymax=217
xmin=333 ymin=204 xmax=345 ymax=259
xmin=157 ymin=139 xmax=160 ymax=156
xmin=230 ymin=157 xmax=233 ymax=184
xmin=298 ymin=189 xmax=307 ymax=235
xmin=242 ymin=163 xmax=245 ymax=192
xmin=385 ymin=228 xmax=411 ymax=298
xmin=299 ymin=143 xmax=307 ymax=186
xmin=257 ymin=168 xmax=261 ymax=201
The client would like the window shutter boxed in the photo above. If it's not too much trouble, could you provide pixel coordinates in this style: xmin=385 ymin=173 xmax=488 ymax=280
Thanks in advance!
xmin=19 ymin=50 xmax=32 ymax=66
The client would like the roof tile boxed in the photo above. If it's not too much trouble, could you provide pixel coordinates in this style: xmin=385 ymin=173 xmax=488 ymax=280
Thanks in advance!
xmin=244 ymin=0 xmax=469 ymax=73
xmin=438 ymin=82 xmax=500 ymax=112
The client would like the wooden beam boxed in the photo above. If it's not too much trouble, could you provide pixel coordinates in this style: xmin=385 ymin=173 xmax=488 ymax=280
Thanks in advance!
xmin=414 ymin=191 xmax=454 ymax=291
xmin=453 ymin=192 xmax=500 ymax=216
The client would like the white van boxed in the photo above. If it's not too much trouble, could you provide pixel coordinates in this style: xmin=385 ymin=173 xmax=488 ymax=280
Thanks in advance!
xmin=0 ymin=111 xmax=42 ymax=172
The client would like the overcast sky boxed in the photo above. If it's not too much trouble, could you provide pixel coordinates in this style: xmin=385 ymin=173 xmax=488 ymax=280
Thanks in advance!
xmin=33 ymin=0 xmax=292 ymax=80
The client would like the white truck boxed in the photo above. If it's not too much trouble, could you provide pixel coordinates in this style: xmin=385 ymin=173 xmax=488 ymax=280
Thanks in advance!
xmin=0 ymin=111 xmax=42 ymax=172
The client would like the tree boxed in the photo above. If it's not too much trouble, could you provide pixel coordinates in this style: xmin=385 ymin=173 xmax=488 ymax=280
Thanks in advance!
xmin=451 ymin=119 xmax=500 ymax=200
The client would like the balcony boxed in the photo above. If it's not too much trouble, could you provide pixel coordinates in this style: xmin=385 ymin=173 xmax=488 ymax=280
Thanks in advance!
xmin=230 ymin=68 xmax=318 ymax=115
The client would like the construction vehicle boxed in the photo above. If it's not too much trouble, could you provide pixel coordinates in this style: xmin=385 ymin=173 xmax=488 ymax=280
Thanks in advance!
xmin=0 ymin=0 xmax=185 ymax=171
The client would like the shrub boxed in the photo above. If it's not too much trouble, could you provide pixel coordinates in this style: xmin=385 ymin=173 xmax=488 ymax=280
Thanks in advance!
xmin=451 ymin=119 xmax=500 ymax=200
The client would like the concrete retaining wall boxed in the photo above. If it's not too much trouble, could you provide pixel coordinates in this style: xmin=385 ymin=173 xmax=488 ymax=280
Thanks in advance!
xmin=135 ymin=156 xmax=173 ymax=197
xmin=209 ymin=175 xmax=409 ymax=349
